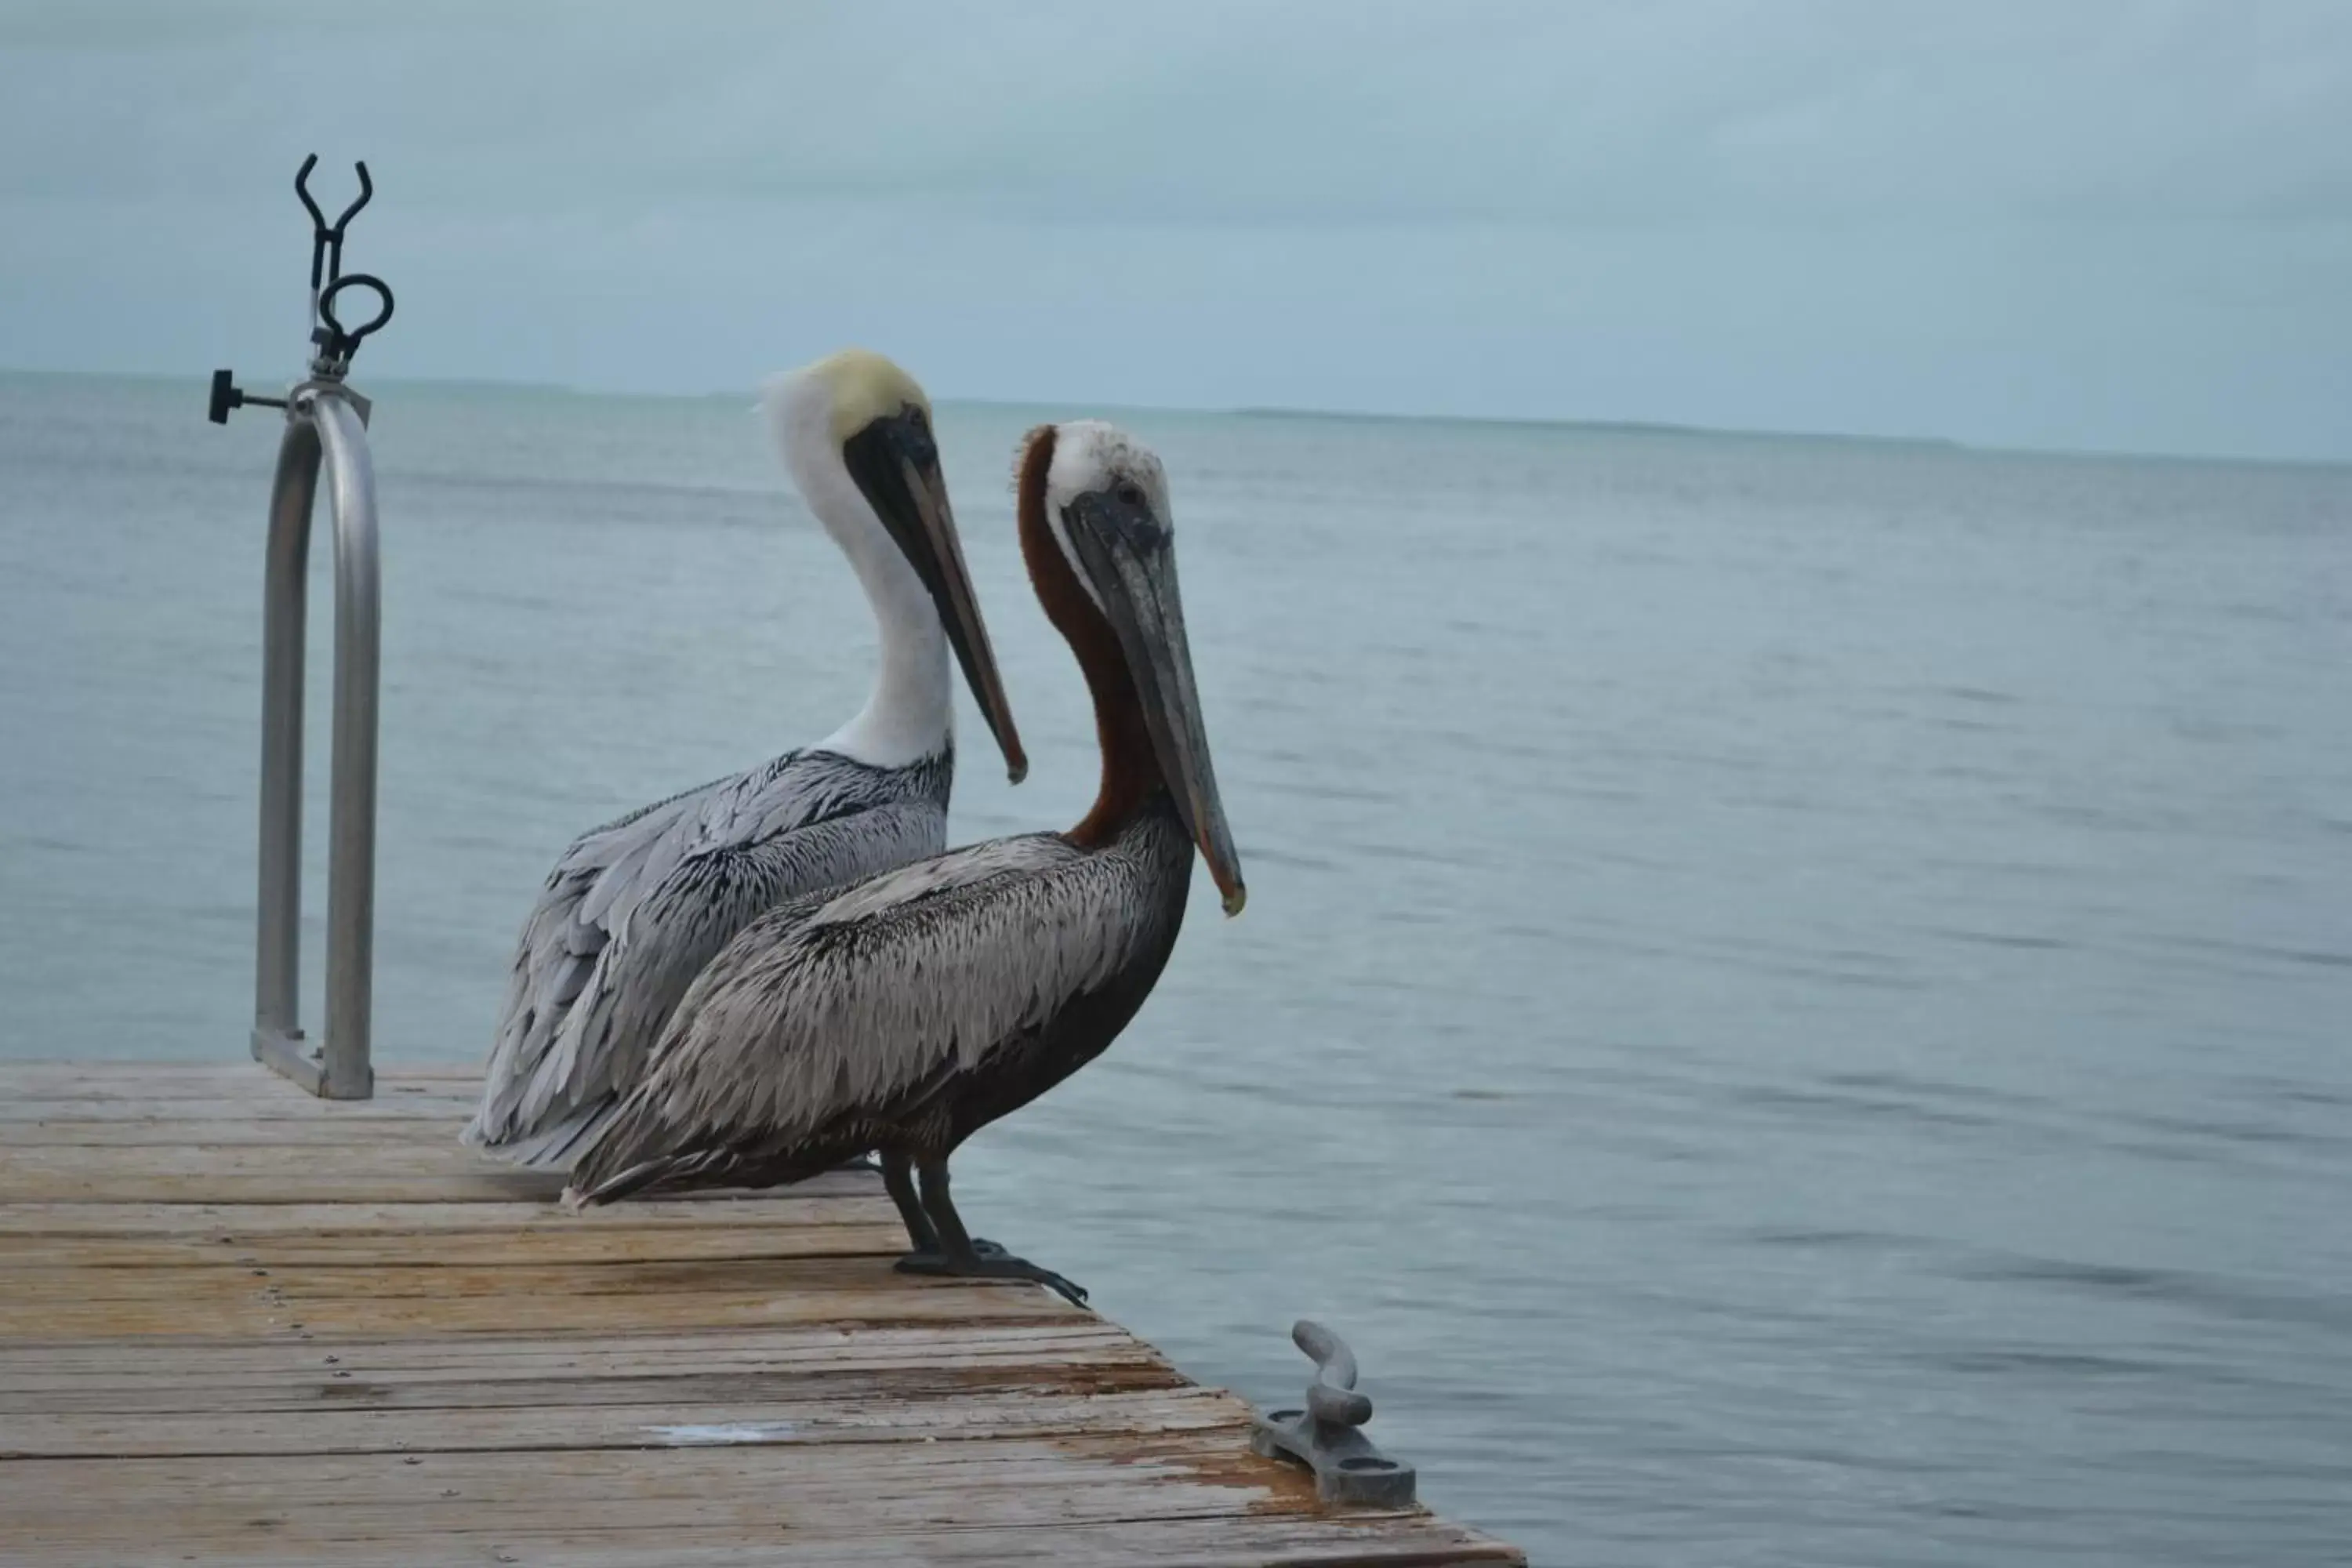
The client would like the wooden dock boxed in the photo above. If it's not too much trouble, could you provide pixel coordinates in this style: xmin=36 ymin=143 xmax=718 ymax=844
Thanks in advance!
xmin=0 ymin=1061 xmax=1522 ymax=1566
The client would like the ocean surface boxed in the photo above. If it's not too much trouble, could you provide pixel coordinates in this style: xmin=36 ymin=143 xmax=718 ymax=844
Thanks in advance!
xmin=4 ymin=370 xmax=2349 ymax=1564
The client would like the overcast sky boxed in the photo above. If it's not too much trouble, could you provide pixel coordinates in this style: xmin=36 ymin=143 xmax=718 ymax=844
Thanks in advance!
xmin=3 ymin=1 xmax=2347 ymax=460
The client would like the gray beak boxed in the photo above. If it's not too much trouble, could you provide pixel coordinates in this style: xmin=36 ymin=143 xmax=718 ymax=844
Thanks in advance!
xmin=842 ymin=410 xmax=1027 ymax=783
xmin=1064 ymin=491 xmax=1245 ymax=916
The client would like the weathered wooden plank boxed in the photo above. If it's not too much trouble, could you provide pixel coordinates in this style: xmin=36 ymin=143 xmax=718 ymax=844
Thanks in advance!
xmin=0 ymin=1322 xmax=1163 ymax=1392
xmin=0 ymin=1432 xmax=1310 ymax=1535
xmin=0 ymin=1269 xmax=1085 ymax=1338
xmin=2 ymin=1254 xmax=1037 ymax=1306
xmin=0 ymin=1355 xmax=1185 ymax=1417
xmin=0 ymin=1171 xmax=553 ymax=1203
xmin=6 ymin=1116 xmax=506 ymax=1146
xmin=0 ymin=1180 xmax=877 ymax=1237
xmin=0 ymin=1062 xmax=475 ymax=1097
xmin=0 ymin=1512 xmax=1523 ymax=1567
xmin=0 ymin=1145 xmax=885 ymax=1206
xmin=0 ymin=1218 xmax=904 ymax=1269
xmin=0 ymin=1225 xmax=907 ymax=1269
xmin=0 ymin=1093 xmax=476 ymax=1123
xmin=0 ymin=1191 xmax=890 ymax=1231
xmin=2 ymin=1141 xmax=556 ymax=1178
xmin=2 ymin=1385 xmax=1248 ymax=1457
xmin=2 ymin=1141 xmax=547 ymax=1174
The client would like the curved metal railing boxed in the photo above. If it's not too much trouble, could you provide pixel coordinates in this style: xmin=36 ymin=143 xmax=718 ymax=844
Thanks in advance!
xmin=214 ymin=157 xmax=394 ymax=1100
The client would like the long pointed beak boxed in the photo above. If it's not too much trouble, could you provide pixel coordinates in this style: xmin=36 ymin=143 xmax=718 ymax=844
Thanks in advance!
xmin=1066 ymin=497 xmax=1245 ymax=916
xmin=845 ymin=415 xmax=1028 ymax=783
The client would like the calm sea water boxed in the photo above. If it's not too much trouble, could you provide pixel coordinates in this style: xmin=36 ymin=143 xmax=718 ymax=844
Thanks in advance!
xmin=4 ymin=371 xmax=2349 ymax=1563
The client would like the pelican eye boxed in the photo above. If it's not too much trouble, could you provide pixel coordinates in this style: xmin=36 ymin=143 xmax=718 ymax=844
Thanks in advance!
xmin=897 ymin=411 xmax=937 ymax=466
xmin=1113 ymin=480 xmax=1147 ymax=509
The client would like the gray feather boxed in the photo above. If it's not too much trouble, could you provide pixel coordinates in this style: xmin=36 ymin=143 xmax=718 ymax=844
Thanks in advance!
xmin=466 ymin=747 xmax=955 ymax=1167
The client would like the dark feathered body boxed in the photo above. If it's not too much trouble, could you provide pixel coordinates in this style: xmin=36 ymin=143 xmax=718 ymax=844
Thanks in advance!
xmin=565 ymin=798 xmax=1192 ymax=1203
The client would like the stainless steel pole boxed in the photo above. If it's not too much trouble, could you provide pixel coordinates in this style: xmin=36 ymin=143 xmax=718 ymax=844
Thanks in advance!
xmin=249 ymin=383 xmax=378 ymax=1099
xmin=252 ymin=416 xmax=318 ymax=1063
xmin=315 ymin=390 xmax=379 ymax=1100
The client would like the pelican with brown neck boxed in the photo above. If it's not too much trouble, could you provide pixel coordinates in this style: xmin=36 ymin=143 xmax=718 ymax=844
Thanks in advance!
xmin=562 ymin=419 xmax=1245 ymax=1305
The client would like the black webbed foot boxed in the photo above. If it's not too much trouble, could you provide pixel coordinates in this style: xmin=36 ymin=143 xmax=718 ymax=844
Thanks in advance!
xmin=893 ymin=1236 xmax=1007 ymax=1272
xmin=895 ymin=1247 xmax=1087 ymax=1306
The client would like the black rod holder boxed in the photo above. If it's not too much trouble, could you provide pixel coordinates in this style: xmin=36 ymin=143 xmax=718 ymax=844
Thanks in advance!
xmin=212 ymin=154 xmax=395 ymax=425
xmin=296 ymin=154 xmax=375 ymax=307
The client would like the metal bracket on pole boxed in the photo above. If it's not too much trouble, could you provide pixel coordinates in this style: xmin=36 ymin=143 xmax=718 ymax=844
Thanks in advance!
xmin=211 ymin=156 xmax=394 ymax=1100
xmin=1250 ymin=1321 xmax=1418 ymax=1507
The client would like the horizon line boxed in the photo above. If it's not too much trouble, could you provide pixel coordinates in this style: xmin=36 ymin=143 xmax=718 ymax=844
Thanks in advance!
xmin=5 ymin=363 xmax=2347 ymax=474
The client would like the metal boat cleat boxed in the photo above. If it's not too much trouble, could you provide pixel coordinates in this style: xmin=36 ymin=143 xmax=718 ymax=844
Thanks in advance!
xmin=1250 ymin=1319 xmax=1417 ymax=1507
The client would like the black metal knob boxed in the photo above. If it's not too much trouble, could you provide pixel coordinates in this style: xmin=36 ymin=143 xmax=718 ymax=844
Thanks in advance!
xmin=207 ymin=368 xmax=287 ymax=426
xmin=209 ymin=369 xmax=244 ymax=425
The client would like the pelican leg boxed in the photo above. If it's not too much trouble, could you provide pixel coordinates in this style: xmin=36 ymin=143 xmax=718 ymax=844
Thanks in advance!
xmin=884 ymin=1149 xmax=1005 ymax=1263
xmin=895 ymin=1157 xmax=1086 ymax=1305
xmin=880 ymin=1151 xmax=936 ymax=1251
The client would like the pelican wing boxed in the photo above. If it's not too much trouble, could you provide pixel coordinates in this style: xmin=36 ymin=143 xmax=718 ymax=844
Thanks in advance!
xmin=565 ymin=827 xmax=1178 ymax=1202
xmin=468 ymin=750 xmax=951 ymax=1167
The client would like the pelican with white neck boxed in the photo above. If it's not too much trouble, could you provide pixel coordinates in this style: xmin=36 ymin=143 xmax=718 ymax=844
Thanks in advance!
xmin=465 ymin=349 xmax=1025 ymax=1170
